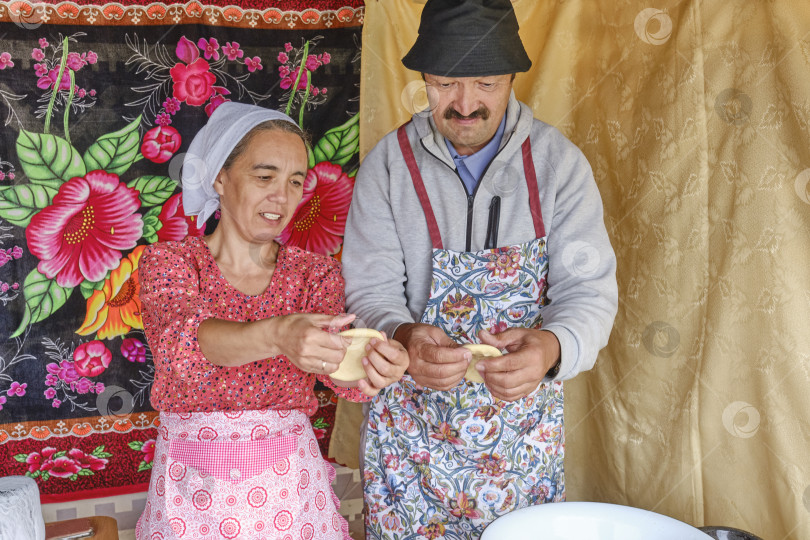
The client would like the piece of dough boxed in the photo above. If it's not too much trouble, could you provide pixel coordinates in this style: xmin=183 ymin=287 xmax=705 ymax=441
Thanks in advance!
xmin=331 ymin=328 xmax=384 ymax=382
xmin=462 ymin=344 xmax=502 ymax=383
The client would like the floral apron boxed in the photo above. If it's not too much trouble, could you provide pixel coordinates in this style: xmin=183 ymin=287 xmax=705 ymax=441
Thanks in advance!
xmin=362 ymin=126 xmax=565 ymax=539
xmin=136 ymin=409 xmax=350 ymax=540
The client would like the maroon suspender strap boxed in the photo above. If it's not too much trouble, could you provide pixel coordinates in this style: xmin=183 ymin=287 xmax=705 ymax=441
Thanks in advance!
xmin=521 ymin=137 xmax=547 ymax=239
xmin=397 ymin=125 xmax=443 ymax=249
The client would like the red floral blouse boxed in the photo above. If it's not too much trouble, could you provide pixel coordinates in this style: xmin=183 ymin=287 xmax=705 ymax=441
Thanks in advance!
xmin=139 ymin=236 xmax=367 ymax=414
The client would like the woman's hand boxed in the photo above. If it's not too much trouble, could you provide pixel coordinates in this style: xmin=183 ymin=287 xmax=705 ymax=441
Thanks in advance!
xmin=356 ymin=332 xmax=410 ymax=397
xmin=266 ymin=313 xmax=355 ymax=375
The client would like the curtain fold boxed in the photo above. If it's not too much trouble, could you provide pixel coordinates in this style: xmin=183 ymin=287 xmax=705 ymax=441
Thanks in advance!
xmin=356 ymin=1 xmax=810 ymax=538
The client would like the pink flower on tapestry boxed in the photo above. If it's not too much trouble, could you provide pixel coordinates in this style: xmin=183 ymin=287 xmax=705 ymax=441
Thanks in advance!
xmin=26 ymin=171 xmax=143 ymax=288
xmin=7 ymin=382 xmax=26 ymax=397
xmin=31 ymin=48 xmax=45 ymax=61
xmin=205 ymin=93 xmax=230 ymax=117
xmin=142 ymin=439 xmax=156 ymax=463
xmin=280 ymin=68 xmax=308 ymax=91
xmin=41 ymin=457 xmax=81 ymax=478
xmin=157 ymin=193 xmax=204 ymax=242
xmin=66 ymin=52 xmax=86 ymax=71
xmin=141 ymin=126 xmax=181 ymax=164
xmin=278 ymin=162 xmax=354 ymax=256
xmin=170 ymin=58 xmax=216 ymax=107
xmin=46 ymin=360 xmax=79 ymax=384
xmin=37 ymin=67 xmax=72 ymax=91
xmin=73 ymin=341 xmax=112 ymax=377
xmin=121 ymin=337 xmax=147 ymax=363
xmin=244 ymin=56 xmax=262 ymax=72
xmin=68 ymin=448 xmax=107 ymax=471
xmin=197 ymin=37 xmax=220 ymax=61
xmin=163 ymin=97 xmax=181 ymax=115
xmin=222 ymin=42 xmax=243 ymax=61
xmin=175 ymin=36 xmax=199 ymax=64
xmin=305 ymin=54 xmax=320 ymax=72
xmin=0 ymin=52 xmax=14 ymax=69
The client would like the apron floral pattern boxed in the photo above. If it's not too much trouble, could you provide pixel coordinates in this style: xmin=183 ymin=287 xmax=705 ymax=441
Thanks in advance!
xmin=137 ymin=409 xmax=351 ymax=540
xmin=362 ymin=126 xmax=565 ymax=539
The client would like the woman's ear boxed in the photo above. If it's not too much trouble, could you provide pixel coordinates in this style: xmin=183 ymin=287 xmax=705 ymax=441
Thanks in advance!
xmin=213 ymin=169 xmax=227 ymax=197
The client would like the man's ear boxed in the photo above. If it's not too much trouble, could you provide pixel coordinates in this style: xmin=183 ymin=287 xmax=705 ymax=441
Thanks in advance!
xmin=213 ymin=169 xmax=226 ymax=197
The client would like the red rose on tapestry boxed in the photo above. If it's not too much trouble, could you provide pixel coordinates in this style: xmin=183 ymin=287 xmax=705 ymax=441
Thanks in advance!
xmin=26 ymin=171 xmax=143 ymax=288
xmin=73 ymin=340 xmax=112 ymax=377
xmin=277 ymin=161 xmax=354 ymax=256
xmin=157 ymin=193 xmax=204 ymax=242
xmin=170 ymin=58 xmax=216 ymax=107
xmin=141 ymin=126 xmax=181 ymax=164
xmin=67 ymin=448 xmax=107 ymax=471
xmin=41 ymin=456 xmax=81 ymax=478
xmin=142 ymin=439 xmax=155 ymax=463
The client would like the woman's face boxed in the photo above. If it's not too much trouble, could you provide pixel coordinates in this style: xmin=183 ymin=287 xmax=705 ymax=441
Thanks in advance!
xmin=214 ymin=128 xmax=308 ymax=244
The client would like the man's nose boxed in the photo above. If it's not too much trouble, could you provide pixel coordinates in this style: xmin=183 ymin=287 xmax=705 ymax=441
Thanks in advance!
xmin=453 ymin=86 xmax=478 ymax=117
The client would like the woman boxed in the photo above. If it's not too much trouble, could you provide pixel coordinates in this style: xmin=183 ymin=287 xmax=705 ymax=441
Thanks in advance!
xmin=136 ymin=103 xmax=408 ymax=539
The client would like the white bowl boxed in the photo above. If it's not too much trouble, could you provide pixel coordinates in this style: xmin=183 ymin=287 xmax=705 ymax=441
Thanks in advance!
xmin=481 ymin=502 xmax=713 ymax=540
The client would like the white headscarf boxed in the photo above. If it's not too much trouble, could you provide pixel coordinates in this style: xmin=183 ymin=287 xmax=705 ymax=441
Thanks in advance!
xmin=181 ymin=102 xmax=299 ymax=229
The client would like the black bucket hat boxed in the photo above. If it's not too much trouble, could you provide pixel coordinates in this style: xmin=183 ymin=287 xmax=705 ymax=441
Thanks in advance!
xmin=402 ymin=0 xmax=531 ymax=77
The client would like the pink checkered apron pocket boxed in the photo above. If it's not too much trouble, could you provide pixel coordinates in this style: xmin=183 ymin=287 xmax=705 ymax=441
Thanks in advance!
xmin=168 ymin=437 xmax=297 ymax=483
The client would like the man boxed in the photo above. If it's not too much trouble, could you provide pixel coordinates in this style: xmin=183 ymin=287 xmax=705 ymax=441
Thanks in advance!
xmin=342 ymin=0 xmax=618 ymax=537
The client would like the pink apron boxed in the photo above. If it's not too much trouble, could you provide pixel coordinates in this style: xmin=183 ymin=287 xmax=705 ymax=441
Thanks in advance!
xmin=362 ymin=126 xmax=565 ymax=538
xmin=136 ymin=409 xmax=350 ymax=539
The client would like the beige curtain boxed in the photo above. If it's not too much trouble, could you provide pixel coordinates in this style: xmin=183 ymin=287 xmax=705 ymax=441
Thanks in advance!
xmin=337 ymin=1 xmax=810 ymax=538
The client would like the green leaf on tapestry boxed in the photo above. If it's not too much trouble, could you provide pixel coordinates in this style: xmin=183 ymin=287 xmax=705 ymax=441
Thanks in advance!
xmin=16 ymin=130 xmax=86 ymax=189
xmin=13 ymin=453 xmax=28 ymax=463
xmin=83 ymin=115 xmax=143 ymax=176
xmin=92 ymin=445 xmax=112 ymax=458
xmin=128 ymin=441 xmax=144 ymax=451
xmin=10 ymin=268 xmax=74 ymax=338
xmin=69 ymin=473 xmax=78 ymax=481
xmin=54 ymin=450 xmax=67 ymax=459
xmin=137 ymin=461 xmax=153 ymax=473
xmin=312 ymin=114 xmax=359 ymax=167
xmin=78 ymin=468 xmax=94 ymax=476
xmin=141 ymin=206 xmax=163 ymax=243
xmin=312 ymin=417 xmax=328 ymax=429
xmin=40 ymin=472 xmax=50 ymax=481
xmin=24 ymin=471 xmax=33 ymax=477
xmin=127 ymin=175 xmax=176 ymax=207
xmin=0 ymin=184 xmax=57 ymax=228
xmin=79 ymin=277 xmax=106 ymax=300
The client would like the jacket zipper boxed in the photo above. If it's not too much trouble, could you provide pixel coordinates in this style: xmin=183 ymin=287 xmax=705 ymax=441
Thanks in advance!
xmin=418 ymin=127 xmax=517 ymax=252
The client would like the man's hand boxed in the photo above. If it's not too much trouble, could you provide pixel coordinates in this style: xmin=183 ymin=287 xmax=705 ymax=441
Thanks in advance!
xmin=477 ymin=328 xmax=560 ymax=401
xmin=394 ymin=323 xmax=470 ymax=390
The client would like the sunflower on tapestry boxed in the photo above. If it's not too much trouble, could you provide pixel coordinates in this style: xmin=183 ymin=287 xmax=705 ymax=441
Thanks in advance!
xmin=76 ymin=245 xmax=145 ymax=340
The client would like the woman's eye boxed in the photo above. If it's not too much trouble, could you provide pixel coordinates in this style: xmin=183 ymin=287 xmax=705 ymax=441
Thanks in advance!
xmin=291 ymin=179 xmax=303 ymax=187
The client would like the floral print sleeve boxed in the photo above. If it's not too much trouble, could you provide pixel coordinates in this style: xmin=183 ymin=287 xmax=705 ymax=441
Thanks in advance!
xmin=138 ymin=242 xmax=218 ymax=407
xmin=306 ymin=256 xmax=369 ymax=403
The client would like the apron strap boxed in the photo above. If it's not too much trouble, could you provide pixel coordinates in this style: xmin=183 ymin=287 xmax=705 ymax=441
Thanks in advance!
xmin=521 ymin=137 xmax=547 ymax=239
xmin=397 ymin=124 xmax=443 ymax=249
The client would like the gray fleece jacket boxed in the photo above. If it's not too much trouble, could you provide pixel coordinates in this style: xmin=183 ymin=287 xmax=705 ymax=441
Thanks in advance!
xmin=342 ymin=94 xmax=618 ymax=381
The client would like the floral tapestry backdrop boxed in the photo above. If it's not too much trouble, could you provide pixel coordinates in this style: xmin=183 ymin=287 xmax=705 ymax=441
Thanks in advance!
xmin=0 ymin=0 xmax=363 ymax=502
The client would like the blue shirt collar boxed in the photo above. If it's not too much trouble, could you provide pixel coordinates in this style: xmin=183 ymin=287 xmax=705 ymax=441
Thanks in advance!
xmin=444 ymin=114 xmax=507 ymax=194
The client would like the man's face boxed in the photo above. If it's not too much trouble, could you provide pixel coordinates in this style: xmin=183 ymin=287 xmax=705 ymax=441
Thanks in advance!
xmin=424 ymin=73 xmax=514 ymax=156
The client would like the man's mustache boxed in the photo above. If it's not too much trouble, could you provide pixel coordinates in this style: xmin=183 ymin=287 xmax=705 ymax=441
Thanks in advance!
xmin=444 ymin=107 xmax=490 ymax=121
